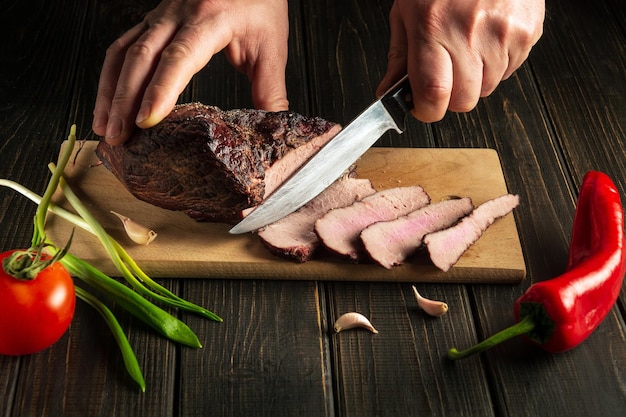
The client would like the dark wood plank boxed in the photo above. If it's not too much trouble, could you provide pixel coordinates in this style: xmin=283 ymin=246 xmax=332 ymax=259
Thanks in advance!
xmin=532 ymin=0 xmax=626 ymax=188
xmin=0 ymin=0 xmax=83 ymax=248
xmin=178 ymin=280 xmax=333 ymax=417
xmin=10 ymin=299 xmax=178 ymax=416
xmin=327 ymin=282 xmax=495 ymax=416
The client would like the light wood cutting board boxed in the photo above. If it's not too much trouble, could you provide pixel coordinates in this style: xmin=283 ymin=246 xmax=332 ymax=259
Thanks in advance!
xmin=47 ymin=141 xmax=525 ymax=283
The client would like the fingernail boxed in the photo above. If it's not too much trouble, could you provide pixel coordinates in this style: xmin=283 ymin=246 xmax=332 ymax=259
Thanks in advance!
xmin=136 ymin=101 xmax=151 ymax=125
xmin=106 ymin=116 xmax=123 ymax=139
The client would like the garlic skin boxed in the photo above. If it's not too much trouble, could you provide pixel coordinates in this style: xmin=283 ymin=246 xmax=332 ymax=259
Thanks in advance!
xmin=334 ymin=312 xmax=378 ymax=334
xmin=110 ymin=211 xmax=158 ymax=245
xmin=412 ymin=286 xmax=448 ymax=317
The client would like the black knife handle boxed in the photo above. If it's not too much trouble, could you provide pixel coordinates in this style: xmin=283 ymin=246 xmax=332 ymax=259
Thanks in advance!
xmin=380 ymin=74 xmax=413 ymax=131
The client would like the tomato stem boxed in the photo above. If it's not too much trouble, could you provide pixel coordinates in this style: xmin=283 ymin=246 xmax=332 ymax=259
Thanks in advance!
xmin=2 ymin=234 xmax=73 ymax=280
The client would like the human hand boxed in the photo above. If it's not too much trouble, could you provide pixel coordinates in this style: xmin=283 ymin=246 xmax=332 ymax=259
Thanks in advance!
xmin=93 ymin=0 xmax=289 ymax=145
xmin=376 ymin=0 xmax=545 ymax=122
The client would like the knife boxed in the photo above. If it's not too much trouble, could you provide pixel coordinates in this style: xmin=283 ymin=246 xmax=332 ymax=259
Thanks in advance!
xmin=229 ymin=75 xmax=413 ymax=234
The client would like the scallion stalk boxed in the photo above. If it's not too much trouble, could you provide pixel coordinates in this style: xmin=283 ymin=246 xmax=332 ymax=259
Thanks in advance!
xmin=74 ymin=286 xmax=146 ymax=392
xmin=48 ymin=164 xmax=221 ymax=322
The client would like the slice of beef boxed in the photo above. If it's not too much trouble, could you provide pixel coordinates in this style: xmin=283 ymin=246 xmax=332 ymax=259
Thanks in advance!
xmin=315 ymin=186 xmax=431 ymax=260
xmin=95 ymin=103 xmax=341 ymax=223
xmin=424 ymin=194 xmax=520 ymax=272
xmin=361 ymin=197 xmax=474 ymax=269
xmin=258 ymin=176 xmax=377 ymax=262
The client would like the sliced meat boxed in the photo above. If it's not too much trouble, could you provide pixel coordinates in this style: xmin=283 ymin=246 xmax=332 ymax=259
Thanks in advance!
xmin=96 ymin=103 xmax=341 ymax=223
xmin=424 ymin=194 xmax=520 ymax=271
xmin=361 ymin=197 xmax=474 ymax=269
xmin=258 ymin=176 xmax=376 ymax=262
xmin=315 ymin=186 xmax=431 ymax=260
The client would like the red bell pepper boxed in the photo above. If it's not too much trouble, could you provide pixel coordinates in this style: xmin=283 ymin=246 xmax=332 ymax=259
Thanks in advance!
xmin=448 ymin=171 xmax=626 ymax=360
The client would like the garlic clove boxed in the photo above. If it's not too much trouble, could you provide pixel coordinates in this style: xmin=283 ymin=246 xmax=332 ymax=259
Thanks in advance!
xmin=333 ymin=312 xmax=378 ymax=334
xmin=110 ymin=211 xmax=158 ymax=245
xmin=412 ymin=286 xmax=448 ymax=317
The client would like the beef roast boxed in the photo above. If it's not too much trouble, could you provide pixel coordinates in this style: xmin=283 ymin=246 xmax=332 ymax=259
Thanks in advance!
xmin=315 ymin=186 xmax=431 ymax=260
xmin=95 ymin=103 xmax=341 ymax=223
xmin=424 ymin=194 xmax=520 ymax=271
xmin=257 ymin=176 xmax=376 ymax=262
xmin=361 ymin=197 xmax=474 ymax=269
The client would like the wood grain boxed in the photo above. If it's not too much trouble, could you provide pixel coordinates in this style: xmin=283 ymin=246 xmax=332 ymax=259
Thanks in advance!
xmin=47 ymin=142 xmax=524 ymax=283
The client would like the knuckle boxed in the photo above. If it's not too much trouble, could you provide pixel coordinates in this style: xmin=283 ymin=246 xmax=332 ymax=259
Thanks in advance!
xmin=105 ymin=37 xmax=127 ymax=57
xmin=126 ymin=40 xmax=154 ymax=61
xmin=420 ymin=82 xmax=452 ymax=105
xmin=448 ymin=89 xmax=479 ymax=113
xmin=420 ymin=3 xmax=448 ymax=38
xmin=480 ymin=80 xmax=498 ymax=97
xmin=160 ymin=40 xmax=194 ymax=63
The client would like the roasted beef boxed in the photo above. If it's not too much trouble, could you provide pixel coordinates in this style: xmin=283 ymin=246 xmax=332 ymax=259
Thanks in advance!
xmin=361 ymin=197 xmax=474 ymax=269
xmin=95 ymin=103 xmax=341 ymax=223
xmin=315 ymin=186 xmax=431 ymax=260
xmin=258 ymin=176 xmax=376 ymax=262
xmin=424 ymin=194 xmax=520 ymax=271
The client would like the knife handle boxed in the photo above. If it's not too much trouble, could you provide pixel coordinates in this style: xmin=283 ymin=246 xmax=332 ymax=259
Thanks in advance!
xmin=380 ymin=75 xmax=413 ymax=131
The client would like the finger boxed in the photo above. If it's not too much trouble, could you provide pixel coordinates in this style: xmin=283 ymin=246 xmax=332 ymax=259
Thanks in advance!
xmin=105 ymin=21 xmax=178 ymax=145
xmin=250 ymin=54 xmax=289 ymax=112
xmin=407 ymin=42 xmax=453 ymax=123
xmin=479 ymin=43 xmax=509 ymax=97
xmin=502 ymin=45 xmax=531 ymax=80
xmin=135 ymin=21 xmax=229 ymax=129
xmin=448 ymin=49 xmax=483 ymax=113
xmin=92 ymin=22 xmax=146 ymax=137
xmin=247 ymin=31 xmax=289 ymax=111
xmin=376 ymin=2 xmax=408 ymax=98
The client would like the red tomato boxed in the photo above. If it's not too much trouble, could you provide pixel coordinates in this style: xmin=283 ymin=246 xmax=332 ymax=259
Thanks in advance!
xmin=0 ymin=249 xmax=76 ymax=355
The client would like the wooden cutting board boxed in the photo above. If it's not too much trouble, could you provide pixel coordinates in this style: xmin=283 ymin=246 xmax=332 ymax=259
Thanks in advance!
xmin=47 ymin=141 xmax=525 ymax=283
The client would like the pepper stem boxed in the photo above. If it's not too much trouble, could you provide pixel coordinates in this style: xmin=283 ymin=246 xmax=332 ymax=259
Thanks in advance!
xmin=447 ymin=315 xmax=536 ymax=360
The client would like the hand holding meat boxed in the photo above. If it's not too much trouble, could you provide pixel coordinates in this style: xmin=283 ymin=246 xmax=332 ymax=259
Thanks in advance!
xmin=92 ymin=0 xmax=289 ymax=146
xmin=376 ymin=0 xmax=545 ymax=122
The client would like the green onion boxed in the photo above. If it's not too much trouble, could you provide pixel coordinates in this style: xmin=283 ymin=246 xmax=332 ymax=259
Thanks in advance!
xmin=74 ymin=286 xmax=146 ymax=392
xmin=32 ymin=125 xmax=77 ymax=245
xmin=48 ymin=166 xmax=221 ymax=322
xmin=52 ymin=248 xmax=202 ymax=348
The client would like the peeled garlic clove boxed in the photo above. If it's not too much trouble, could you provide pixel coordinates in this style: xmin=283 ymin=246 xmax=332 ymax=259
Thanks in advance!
xmin=110 ymin=211 xmax=158 ymax=245
xmin=334 ymin=312 xmax=378 ymax=334
xmin=412 ymin=286 xmax=448 ymax=317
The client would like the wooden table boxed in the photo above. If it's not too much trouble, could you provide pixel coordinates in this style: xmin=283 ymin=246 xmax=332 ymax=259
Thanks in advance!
xmin=1 ymin=0 xmax=625 ymax=416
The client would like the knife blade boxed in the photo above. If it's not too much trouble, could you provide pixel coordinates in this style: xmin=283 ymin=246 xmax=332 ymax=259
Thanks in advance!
xmin=229 ymin=75 xmax=413 ymax=234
